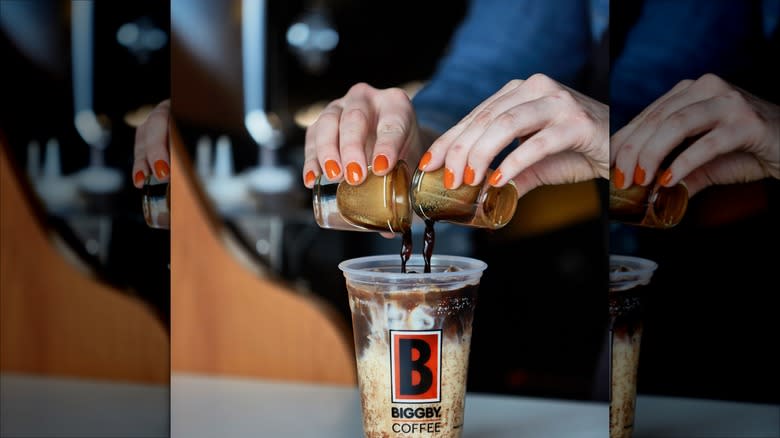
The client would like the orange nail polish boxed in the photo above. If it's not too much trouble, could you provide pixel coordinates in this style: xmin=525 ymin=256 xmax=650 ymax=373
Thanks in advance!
xmin=373 ymin=155 xmax=389 ymax=173
xmin=418 ymin=152 xmax=432 ymax=171
xmin=659 ymin=169 xmax=673 ymax=186
xmin=154 ymin=160 xmax=169 ymax=179
xmin=305 ymin=170 xmax=316 ymax=186
xmin=463 ymin=165 xmax=475 ymax=185
xmin=614 ymin=168 xmax=625 ymax=189
xmin=488 ymin=169 xmax=502 ymax=186
xmin=134 ymin=171 xmax=146 ymax=186
xmin=325 ymin=160 xmax=341 ymax=179
xmin=346 ymin=162 xmax=363 ymax=185
xmin=634 ymin=165 xmax=646 ymax=185
xmin=444 ymin=168 xmax=455 ymax=189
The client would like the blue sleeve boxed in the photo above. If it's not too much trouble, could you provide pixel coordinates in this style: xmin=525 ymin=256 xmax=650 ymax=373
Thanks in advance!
xmin=610 ymin=0 xmax=765 ymax=132
xmin=412 ymin=0 xmax=593 ymax=135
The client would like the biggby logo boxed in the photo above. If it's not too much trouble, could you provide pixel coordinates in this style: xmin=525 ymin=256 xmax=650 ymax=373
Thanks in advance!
xmin=390 ymin=330 xmax=441 ymax=403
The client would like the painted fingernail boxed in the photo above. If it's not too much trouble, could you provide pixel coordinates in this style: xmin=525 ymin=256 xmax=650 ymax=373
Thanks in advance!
xmin=304 ymin=170 xmax=316 ymax=186
xmin=634 ymin=165 xmax=646 ymax=185
xmin=325 ymin=160 xmax=341 ymax=179
xmin=488 ymin=169 xmax=503 ymax=186
xmin=463 ymin=165 xmax=476 ymax=185
xmin=418 ymin=152 xmax=432 ymax=171
xmin=444 ymin=168 xmax=455 ymax=189
xmin=134 ymin=171 xmax=146 ymax=186
xmin=373 ymin=154 xmax=389 ymax=173
xmin=346 ymin=162 xmax=363 ymax=185
xmin=154 ymin=160 xmax=170 ymax=179
xmin=613 ymin=168 xmax=625 ymax=189
xmin=659 ymin=169 xmax=673 ymax=186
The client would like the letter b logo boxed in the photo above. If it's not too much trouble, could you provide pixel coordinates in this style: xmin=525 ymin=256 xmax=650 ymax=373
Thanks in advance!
xmin=390 ymin=330 xmax=441 ymax=403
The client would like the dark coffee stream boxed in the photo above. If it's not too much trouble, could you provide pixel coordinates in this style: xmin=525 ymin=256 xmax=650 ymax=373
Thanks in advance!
xmin=423 ymin=220 xmax=435 ymax=273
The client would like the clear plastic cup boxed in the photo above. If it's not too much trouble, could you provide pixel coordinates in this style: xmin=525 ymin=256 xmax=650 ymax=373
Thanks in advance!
xmin=339 ymin=254 xmax=488 ymax=438
xmin=313 ymin=161 xmax=411 ymax=234
xmin=410 ymin=167 xmax=517 ymax=230
xmin=609 ymin=255 xmax=658 ymax=438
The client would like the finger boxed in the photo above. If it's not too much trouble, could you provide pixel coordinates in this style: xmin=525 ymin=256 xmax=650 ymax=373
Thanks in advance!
xmin=313 ymin=104 xmax=344 ymax=182
xmin=371 ymin=88 xmax=415 ymax=176
xmin=611 ymin=79 xmax=694 ymax=155
xmin=380 ymin=232 xmax=396 ymax=239
xmin=302 ymin=125 xmax=320 ymax=188
xmin=421 ymin=77 xmax=541 ymax=172
xmin=664 ymin=126 xmax=744 ymax=187
xmin=138 ymin=102 xmax=171 ymax=182
xmin=464 ymin=95 xmax=560 ymax=186
xmin=428 ymin=75 xmax=561 ymax=184
xmin=611 ymin=80 xmax=694 ymax=176
xmin=131 ymin=157 xmax=151 ymax=189
xmin=614 ymin=75 xmax=731 ymax=187
xmin=511 ymin=151 xmax=598 ymax=198
xmin=636 ymin=97 xmax=723 ymax=185
xmin=339 ymin=95 xmax=374 ymax=185
xmin=681 ymin=152 xmax=767 ymax=197
xmin=490 ymin=121 xmax=578 ymax=187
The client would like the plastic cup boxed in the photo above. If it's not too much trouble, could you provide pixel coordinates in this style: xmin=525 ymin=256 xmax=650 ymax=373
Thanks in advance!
xmin=339 ymin=254 xmax=487 ymax=438
xmin=609 ymin=255 xmax=658 ymax=438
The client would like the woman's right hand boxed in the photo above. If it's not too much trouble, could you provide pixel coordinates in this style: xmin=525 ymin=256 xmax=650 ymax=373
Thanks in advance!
xmin=302 ymin=83 xmax=424 ymax=188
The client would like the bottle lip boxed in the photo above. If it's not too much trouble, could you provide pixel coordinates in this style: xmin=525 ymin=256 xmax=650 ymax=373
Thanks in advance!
xmin=339 ymin=254 xmax=487 ymax=285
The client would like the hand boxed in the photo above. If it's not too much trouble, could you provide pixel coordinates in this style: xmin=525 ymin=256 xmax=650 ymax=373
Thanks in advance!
xmin=611 ymin=74 xmax=780 ymax=197
xmin=302 ymin=83 xmax=425 ymax=188
xmin=419 ymin=74 xmax=609 ymax=198
xmin=132 ymin=99 xmax=171 ymax=188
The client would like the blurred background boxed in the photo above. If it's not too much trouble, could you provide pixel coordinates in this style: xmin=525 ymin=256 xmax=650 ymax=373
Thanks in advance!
xmin=169 ymin=0 xmax=608 ymax=402
xmin=609 ymin=0 xmax=780 ymax=404
xmin=1 ymin=0 xmax=171 ymax=323
xmin=1 ymin=1 xmax=169 ymax=436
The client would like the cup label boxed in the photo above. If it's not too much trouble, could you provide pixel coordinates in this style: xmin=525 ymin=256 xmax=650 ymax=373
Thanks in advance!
xmin=390 ymin=330 xmax=441 ymax=403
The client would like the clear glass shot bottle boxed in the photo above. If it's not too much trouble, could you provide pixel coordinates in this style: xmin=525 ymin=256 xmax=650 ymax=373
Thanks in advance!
xmin=142 ymin=174 xmax=170 ymax=229
xmin=609 ymin=168 xmax=688 ymax=229
xmin=410 ymin=167 xmax=518 ymax=229
xmin=312 ymin=160 xmax=412 ymax=234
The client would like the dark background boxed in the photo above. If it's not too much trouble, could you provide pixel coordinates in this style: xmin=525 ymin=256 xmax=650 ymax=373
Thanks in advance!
xmin=610 ymin=0 xmax=780 ymax=404
xmin=1 ymin=0 xmax=171 ymax=326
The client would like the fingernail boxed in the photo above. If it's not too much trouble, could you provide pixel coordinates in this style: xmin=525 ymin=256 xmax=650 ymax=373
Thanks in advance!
xmin=134 ymin=171 xmax=146 ymax=186
xmin=418 ymin=152 xmax=432 ymax=171
xmin=346 ymin=162 xmax=363 ymax=185
xmin=444 ymin=168 xmax=455 ymax=189
xmin=659 ymin=169 xmax=673 ymax=186
xmin=488 ymin=169 xmax=502 ymax=186
xmin=325 ymin=160 xmax=341 ymax=179
xmin=154 ymin=160 xmax=169 ymax=179
xmin=372 ymin=154 xmax=389 ymax=173
xmin=614 ymin=168 xmax=625 ymax=189
xmin=305 ymin=170 xmax=316 ymax=186
xmin=634 ymin=165 xmax=646 ymax=185
xmin=463 ymin=165 xmax=475 ymax=185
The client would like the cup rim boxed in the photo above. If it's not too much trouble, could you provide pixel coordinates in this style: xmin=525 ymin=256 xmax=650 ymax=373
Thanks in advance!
xmin=339 ymin=254 xmax=487 ymax=282
xmin=609 ymin=254 xmax=658 ymax=288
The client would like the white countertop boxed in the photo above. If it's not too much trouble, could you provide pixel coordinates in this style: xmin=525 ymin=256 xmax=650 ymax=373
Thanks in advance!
xmin=3 ymin=372 xmax=777 ymax=437
xmin=0 ymin=372 xmax=169 ymax=437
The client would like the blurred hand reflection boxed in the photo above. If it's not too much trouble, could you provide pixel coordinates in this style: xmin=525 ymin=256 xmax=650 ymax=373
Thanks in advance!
xmin=132 ymin=99 xmax=171 ymax=188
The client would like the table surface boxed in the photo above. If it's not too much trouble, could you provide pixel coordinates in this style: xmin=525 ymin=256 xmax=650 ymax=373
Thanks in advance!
xmin=2 ymin=372 xmax=778 ymax=437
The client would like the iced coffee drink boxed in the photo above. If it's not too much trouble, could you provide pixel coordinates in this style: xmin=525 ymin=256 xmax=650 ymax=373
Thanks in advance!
xmin=609 ymin=255 xmax=657 ymax=438
xmin=339 ymin=255 xmax=487 ymax=438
